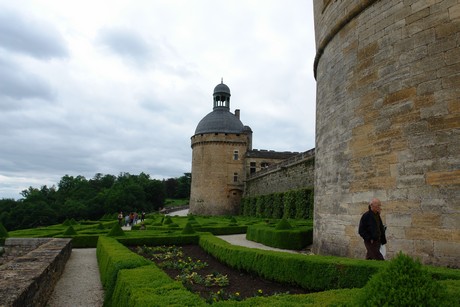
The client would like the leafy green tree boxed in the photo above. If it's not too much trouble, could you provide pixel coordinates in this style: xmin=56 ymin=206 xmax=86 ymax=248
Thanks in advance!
xmin=175 ymin=173 xmax=191 ymax=199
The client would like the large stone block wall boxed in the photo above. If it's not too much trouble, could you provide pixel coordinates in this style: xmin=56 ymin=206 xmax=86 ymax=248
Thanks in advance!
xmin=313 ymin=0 xmax=459 ymax=267
xmin=244 ymin=150 xmax=315 ymax=196
xmin=0 ymin=238 xmax=72 ymax=307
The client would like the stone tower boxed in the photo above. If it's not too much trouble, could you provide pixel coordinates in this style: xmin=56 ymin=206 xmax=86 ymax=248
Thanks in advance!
xmin=190 ymin=81 xmax=252 ymax=215
xmin=313 ymin=1 xmax=459 ymax=267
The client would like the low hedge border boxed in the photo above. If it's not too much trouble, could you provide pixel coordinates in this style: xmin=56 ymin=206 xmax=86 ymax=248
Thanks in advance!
xmin=214 ymin=288 xmax=360 ymax=306
xmin=53 ymin=234 xmax=100 ymax=248
xmin=97 ymin=233 xmax=460 ymax=306
xmin=193 ymin=225 xmax=247 ymax=235
xmin=198 ymin=234 xmax=460 ymax=291
xmin=246 ymin=225 xmax=313 ymax=250
xmin=111 ymin=265 xmax=207 ymax=307
xmin=117 ymin=234 xmax=199 ymax=246
xmin=96 ymin=236 xmax=152 ymax=306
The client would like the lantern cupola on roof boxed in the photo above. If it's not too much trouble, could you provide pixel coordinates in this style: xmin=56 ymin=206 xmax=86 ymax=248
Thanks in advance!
xmin=213 ymin=78 xmax=231 ymax=109
xmin=194 ymin=79 xmax=245 ymax=135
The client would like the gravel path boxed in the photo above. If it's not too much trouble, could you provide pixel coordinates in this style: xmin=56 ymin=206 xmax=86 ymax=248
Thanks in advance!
xmin=47 ymin=248 xmax=104 ymax=307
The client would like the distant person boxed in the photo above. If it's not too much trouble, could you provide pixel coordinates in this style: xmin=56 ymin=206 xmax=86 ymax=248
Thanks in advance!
xmin=117 ymin=212 xmax=123 ymax=226
xmin=124 ymin=215 xmax=130 ymax=227
xmin=141 ymin=211 xmax=146 ymax=222
xmin=358 ymin=198 xmax=387 ymax=260
xmin=129 ymin=212 xmax=134 ymax=226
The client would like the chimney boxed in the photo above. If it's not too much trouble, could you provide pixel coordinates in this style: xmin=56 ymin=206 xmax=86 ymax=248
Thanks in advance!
xmin=235 ymin=109 xmax=240 ymax=119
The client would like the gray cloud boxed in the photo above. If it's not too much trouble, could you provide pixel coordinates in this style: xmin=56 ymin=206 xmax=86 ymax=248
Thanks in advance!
xmin=0 ymin=7 xmax=68 ymax=59
xmin=0 ymin=56 xmax=55 ymax=103
xmin=0 ymin=1 xmax=316 ymax=199
xmin=97 ymin=27 xmax=154 ymax=65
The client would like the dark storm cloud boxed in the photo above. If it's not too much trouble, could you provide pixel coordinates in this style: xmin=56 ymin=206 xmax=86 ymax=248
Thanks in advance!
xmin=0 ymin=56 xmax=54 ymax=103
xmin=0 ymin=7 xmax=69 ymax=59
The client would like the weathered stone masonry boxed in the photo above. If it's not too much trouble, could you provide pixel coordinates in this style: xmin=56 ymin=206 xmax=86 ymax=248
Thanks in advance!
xmin=313 ymin=0 xmax=459 ymax=267
xmin=244 ymin=149 xmax=315 ymax=196
xmin=0 ymin=238 xmax=72 ymax=307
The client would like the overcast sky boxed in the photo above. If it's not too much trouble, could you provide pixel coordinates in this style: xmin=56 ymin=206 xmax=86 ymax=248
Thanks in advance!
xmin=0 ymin=0 xmax=317 ymax=199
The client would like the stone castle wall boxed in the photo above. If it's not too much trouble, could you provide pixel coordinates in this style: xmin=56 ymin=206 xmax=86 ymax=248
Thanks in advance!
xmin=313 ymin=0 xmax=459 ymax=267
xmin=190 ymin=133 xmax=248 ymax=215
xmin=244 ymin=149 xmax=315 ymax=196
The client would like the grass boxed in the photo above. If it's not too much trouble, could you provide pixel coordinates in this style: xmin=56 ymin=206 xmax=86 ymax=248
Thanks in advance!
xmin=164 ymin=198 xmax=189 ymax=207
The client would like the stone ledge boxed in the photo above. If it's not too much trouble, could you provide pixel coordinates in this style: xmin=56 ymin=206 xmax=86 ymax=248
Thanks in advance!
xmin=0 ymin=238 xmax=72 ymax=307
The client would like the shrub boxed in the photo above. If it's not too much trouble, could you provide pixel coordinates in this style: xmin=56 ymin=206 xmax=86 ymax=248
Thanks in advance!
xmin=294 ymin=189 xmax=308 ymax=219
xmin=246 ymin=223 xmax=313 ymax=250
xmin=272 ymin=193 xmax=284 ymax=219
xmin=255 ymin=196 xmax=265 ymax=218
xmin=107 ymin=223 xmax=125 ymax=237
xmin=199 ymin=234 xmax=384 ymax=291
xmin=182 ymin=222 xmax=196 ymax=234
xmin=163 ymin=216 xmax=173 ymax=225
xmin=111 ymin=265 xmax=206 ymax=307
xmin=275 ymin=218 xmax=292 ymax=230
xmin=63 ymin=226 xmax=77 ymax=236
xmin=356 ymin=252 xmax=449 ymax=306
xmin=263 ymin=194 xmax=274 ymax=218
xmin=97 ymin=237 xmax=151 ymax=306
xmin=71 ymin=235 xmax=99 ymax=248
xmin=0 ymin=223 xmax=9 ymax=238
xmin=240 ymin=197 xmax=251 ymax=216
xmin=228 ymin=216 xmax=238 ymax=226
xmin=283 ymin=191 xmax=296 ymax=219
xmin=97 ymin=223 xmax=105 ymax=230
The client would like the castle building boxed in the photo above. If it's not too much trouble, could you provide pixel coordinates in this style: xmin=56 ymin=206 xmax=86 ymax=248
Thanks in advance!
xmin=313 ymin=0 xmax=459 ymax=267
xmin=189 ymin=81 xmax=298 ymax=215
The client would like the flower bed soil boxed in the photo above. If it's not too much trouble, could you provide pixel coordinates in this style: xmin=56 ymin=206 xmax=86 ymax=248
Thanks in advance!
xmin=132 ymin=244 xmax=309 ymax=302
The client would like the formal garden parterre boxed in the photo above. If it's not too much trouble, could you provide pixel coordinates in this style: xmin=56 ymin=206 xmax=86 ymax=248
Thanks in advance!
xmin=1 ymin=213 xmax=459 ymax=306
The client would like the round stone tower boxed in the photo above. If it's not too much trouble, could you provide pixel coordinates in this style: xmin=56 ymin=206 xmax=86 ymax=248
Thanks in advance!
xmin=190 ymin=81 xmax=252 ymax=215
xmin=313 ymin=1 xmax=459 ymax=267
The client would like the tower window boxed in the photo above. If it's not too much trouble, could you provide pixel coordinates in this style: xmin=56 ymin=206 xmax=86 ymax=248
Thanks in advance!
xmin=233 ymin=150 xmax=239 ymax=160
xmin=250 ymin=162 xmax=256 ymax=174
xmin=233 ymin=172 xmax=238 ymax=182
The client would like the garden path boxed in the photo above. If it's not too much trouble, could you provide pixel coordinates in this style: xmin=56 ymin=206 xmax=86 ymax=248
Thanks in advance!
xmin=48 ymin=209 xmax=308 ymax=306
xmin=47 ymin=248 xmax=104 ymax=307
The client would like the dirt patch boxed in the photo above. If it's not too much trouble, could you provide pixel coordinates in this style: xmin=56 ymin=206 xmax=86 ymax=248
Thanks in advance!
xmin=132 ymin=244 xmax=309 ymax=303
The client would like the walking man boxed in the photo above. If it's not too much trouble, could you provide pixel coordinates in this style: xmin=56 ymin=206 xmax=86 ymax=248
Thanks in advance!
xmin=358 ymin=198 xmax=387 ymax=260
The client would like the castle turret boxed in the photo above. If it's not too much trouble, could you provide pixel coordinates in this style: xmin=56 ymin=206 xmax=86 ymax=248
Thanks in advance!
xmin=190 ymin=81 xmax=252 ymax=215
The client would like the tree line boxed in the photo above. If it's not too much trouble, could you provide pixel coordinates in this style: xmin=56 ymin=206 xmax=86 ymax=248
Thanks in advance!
xmin=0 ymin=172 xmax=191 ymax=231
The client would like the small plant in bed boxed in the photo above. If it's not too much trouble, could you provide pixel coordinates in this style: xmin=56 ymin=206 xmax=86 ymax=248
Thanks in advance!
xmin=133 ymin=244 xmax=307 ymax=303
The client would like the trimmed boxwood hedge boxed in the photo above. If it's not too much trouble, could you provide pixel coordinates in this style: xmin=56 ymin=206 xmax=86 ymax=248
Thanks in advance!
xmin=241 ymin=188 xmax=313 ymax=219
xmin=198 ymin=235 xmax=460 ymax=291
xmin=111 ymin=265 xmax=207 ymax=307
xmin=95 ymin=233 xmax=460 ymax=306
xmin=199 ymin=235 xmax=389 ymax=291
xmin=97 ymin=236 xmax=151 ymax=306
xmin=116 ymin=234 xmax=199 ymax=247
xmin=246 ymin=224 xmax=313 ymax=250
